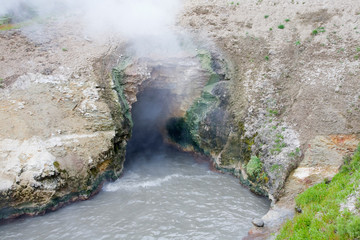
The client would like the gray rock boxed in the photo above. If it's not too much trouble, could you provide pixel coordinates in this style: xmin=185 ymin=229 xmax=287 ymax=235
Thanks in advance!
xmin=252 ymin=218 xmax=264 ymax=227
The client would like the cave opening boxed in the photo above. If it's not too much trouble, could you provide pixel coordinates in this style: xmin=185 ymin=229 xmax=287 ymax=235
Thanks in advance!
xmin=124 ymin=86 xmax=175 ymax=169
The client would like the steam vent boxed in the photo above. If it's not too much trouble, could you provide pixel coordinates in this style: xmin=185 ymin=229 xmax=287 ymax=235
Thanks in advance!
xmin=1 ymin=1 xmax=360 ymax=239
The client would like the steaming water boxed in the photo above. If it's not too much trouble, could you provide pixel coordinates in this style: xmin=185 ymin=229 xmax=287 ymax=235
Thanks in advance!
xmin=0 ymin=147 xmax=270 ymax=240
xmin=0 ymin=88 xmax=270 ymax=239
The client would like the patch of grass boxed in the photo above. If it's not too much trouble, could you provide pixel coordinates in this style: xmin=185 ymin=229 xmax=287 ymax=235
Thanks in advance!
xmin=267 ymin=109 xmax=279 ymax=117
xmin=295 ymin=40 xmax=301 ymax=46
xmin=278 ymin=24 xmax=285 ymax=29
xmin=269 ymin=27 xmax=273 ymax=31
xmin=270 ymin=133 xmax=287 ymax=155
xmin=0 ymin=78 xmax=4 ymax=88
xmin=355 ymin=55 xmax=359 ymax=60
xmin=265 ymin=55 xmax=269 ymax=61
xmin=264 ymin=15 xmax=269 ymax=19
xmin=62 ymin=48 xmax=68 ymax=52
xmin=276 ymin=143 xmax=360 ymax=240
xmin=285 ymin=19 xmax=290 ymax=22
xmin=312 ymin=26 xmax=326 ymax=35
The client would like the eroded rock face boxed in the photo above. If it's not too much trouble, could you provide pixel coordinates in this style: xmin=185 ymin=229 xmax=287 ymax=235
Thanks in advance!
xmin=165 ymin=49 xmax=301 ymax=202
xmin=177 ymin=0 xmax=360 ymax=237
xmin=111 ymin=52 xmax=214 ymax=128
xmin=0 ymin=20 xmax=131 ymax=220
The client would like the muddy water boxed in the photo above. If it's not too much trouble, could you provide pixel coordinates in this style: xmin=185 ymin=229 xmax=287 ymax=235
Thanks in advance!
xmin=0 ymin=88 xmax=270 ymax=239
xmin=0 ymin=146 xmax=269 ymax=240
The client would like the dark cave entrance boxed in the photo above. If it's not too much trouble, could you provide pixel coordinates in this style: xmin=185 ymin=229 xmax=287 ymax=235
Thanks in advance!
xmin=124 ymin=87 xmax=174 ymax=168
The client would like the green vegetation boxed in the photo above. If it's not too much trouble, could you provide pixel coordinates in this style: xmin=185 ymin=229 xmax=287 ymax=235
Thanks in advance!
xmin=166 ymin=117 xmax=198 ymax=149
xmin=267 ymin=109 xmax=279 ymax=117
xmin=53 ymin=161 xmax=60 ymax=169
xmin=265 ymin=15 xmax=269 ymax=19
xmin=270 ymin=133 xmax=286 ymax=154
xmin=196 ymin=50 xmax=220 ymax=88
xmin=295 ymin=40 xmax=301 ymax=46
xmin=278 ymin=24 xmax=285 ymax=29
xmin=246 ymin=156 xmax=263 ymax=179
xmin=271 ymin=164 xmax=283 ymax=172
xmin=269 ymin=27 xmax=273 ymax=31
xmin=312 ymin=27 xmax=326 ymax=35
xmin=285 ymin=19 xmax=290 ymax=22
xmin=356 ymin=47 xmax=360 ymax=52
xmin=0 ymin=78 xmax=4 ymax=88
xmin=276 ymin=143 xmax=360 ymax=239
xmin=62 ymin=48 xmax=68 ymax=52
xmin=265 ymin=55 xmax=269 ymax=61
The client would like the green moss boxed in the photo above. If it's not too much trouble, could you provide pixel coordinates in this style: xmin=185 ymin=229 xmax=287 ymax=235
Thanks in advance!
xmin=184 ymin=91 xmax=218 ymax=145
xmin=277 ymin=143 xmax=360 ymax=240
xmin=166 ymin=117 xmax=200 ymax=151
xmin=196 ymin=50 xmax=214 ymax=73
xmin=196 ymin=49 xmax=220 ymax=89
xmin=53 ymin=161 xmax=60 ymax=169
xmin=111 ymin=58 xmax=134 ymax=130
xmin=246 ymin=156 xmax=263 ymax=180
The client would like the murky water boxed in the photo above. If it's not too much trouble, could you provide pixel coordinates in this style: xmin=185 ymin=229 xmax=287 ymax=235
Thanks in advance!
xmin=0 ymin=87 xmax=270 ymax=239
xmin=0 ymin=146 xmax=269 ymax=240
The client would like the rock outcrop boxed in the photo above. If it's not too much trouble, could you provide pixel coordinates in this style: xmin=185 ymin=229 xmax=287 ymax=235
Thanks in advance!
xmin=177 ymin=0 xmax=360 ymax=237
xmin=0 ymin=20 xmax=131 ymax=220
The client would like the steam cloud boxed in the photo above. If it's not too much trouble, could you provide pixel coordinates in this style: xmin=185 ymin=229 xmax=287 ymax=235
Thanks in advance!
xmin=0 ymin=0 xmax=182 ymax=56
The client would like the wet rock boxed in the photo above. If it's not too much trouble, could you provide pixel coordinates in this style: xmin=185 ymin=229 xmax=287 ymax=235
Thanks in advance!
xmin=252 ymin=218 xmax=264 ymax=227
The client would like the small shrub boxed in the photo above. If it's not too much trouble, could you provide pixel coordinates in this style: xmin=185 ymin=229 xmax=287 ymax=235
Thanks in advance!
xmin=285 ymin=19 xmax=290 ymax=22
xmin=295 ymin=40 xmax=301 ymax=45
xmin=0 ymin=78 xmax=3 ymax=88
xmin=278 ymin=24 xmax=285 ymax=29
xmin=62 ymin=48 xmax=68 ymax=52
xmin=269 ymin=27 xmax=273 ymax=31
xmin=265 ymin=55 xmax=269 ymax=61
xmin=264 ymin=15 xmax=269 ymax=19
xmin=246 ymin=156 xmax=263 ymax=179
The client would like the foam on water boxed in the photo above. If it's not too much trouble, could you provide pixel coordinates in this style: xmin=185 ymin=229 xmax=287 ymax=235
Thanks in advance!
xmin=104 ymin=173 xmax=183 ymax=191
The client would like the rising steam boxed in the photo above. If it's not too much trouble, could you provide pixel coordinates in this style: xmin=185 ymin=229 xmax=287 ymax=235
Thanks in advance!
xmin=0 ymin=0 xmax=182 ymax=56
